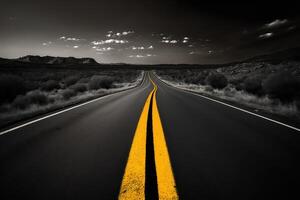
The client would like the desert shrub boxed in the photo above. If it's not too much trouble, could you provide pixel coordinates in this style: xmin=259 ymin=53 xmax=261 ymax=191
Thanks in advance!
xmin=115 ymin=70 xmax=139 ymax=83
xmin=78 ymin=77 xmax=90 ymax=83
xmin=39 ymin=73 xmax=64 ymax=82
xmin=62 ymin=89 xmax=77 ymax=100
xmin=263 ymin=72 xmax=300 ymax=103
xmin=184 ymin=72 xmax=208 ymax=85
xmin=12 ymin=90 xmax=49 ymax=109
xmin=205 ymin=73 xmax=228 ymax=89
xmin=69 ymin=83 xmax=87 ymax=93
xmin=230 ymin=77 xmax=245 ymax=91
xmin=0 ymin=74 xmax=27 ymax=104
xmin=88 ymin=75 xmax=114 ymax=90
xmin=204 ymin=85 xmax=214 ymax=92
xmin=24 ymin=80 xmax=40 ymax=91
xmin=64 ymin=75 xmax=80 ymax=87
xmin=296 ymin=100 xmax=300 ymax=110
xmin=41 ymin=80 xmax=60 ymax=91
xmin=243 ymin=76 xmax=263 ymax=95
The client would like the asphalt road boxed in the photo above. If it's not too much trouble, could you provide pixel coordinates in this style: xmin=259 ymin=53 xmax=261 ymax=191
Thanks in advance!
xmin=0 ymin=73 xmax=153 ymax=199
xmin=1 ymin=71 xmax=300 ymax=199
xmin=151 ymin=73 xmax=300 ymax=200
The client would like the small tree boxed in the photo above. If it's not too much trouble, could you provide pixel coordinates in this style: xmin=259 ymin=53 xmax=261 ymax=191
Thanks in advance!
xmin=88 ymin=75 xmax=114 ymax=90
xmin=205 ymin=73 xmax=228 ymax=89
xmin=243 ymin=76 xmax=263 ymax=95
xmin=263 ymin=72 xmax=300 ymax=103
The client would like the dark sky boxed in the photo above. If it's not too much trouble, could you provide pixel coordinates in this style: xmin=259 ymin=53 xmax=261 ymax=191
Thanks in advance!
xmin=1 ymin=0 xmax=300 ymax=64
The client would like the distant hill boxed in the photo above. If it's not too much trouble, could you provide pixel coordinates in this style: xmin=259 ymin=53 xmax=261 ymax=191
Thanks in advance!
xmin=1 ymin=47 xmax=300 ymax=69
xmin=244 ymin=47 xmax=300 ymax=63
xmin=17 ymin=55 xmax=99 ymax=65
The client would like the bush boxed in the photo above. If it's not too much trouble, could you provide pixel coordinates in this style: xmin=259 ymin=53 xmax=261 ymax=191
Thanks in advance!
xmin=243 ymin=76 xmax=263 ymax=95
xmin=12 ymin=90 xmax=49 ymax=109
xmin=204 ymin=85 xmax=214 ymax=92
xmin=24 ymin=80 xmax=40 ymax=91
xmin=88 ymin=75 xmax=114 ymax=90
xmin=64 ymin=76 xmax=80 ymax=87
xmin=296 ymin=100 xmax=300 ymax=110
xmin=78 ymin=77 xmax=90 ymax=83
xmin=39 ymin=73 xmax=64 ymax=82
xmin=62 ymin=89 xmax=77 ymax=100
xmin=0 ymin=74 xmax=27 ymax=104
xmin=41 ymin=80 xmax=60 ymax=91
xmin=263 ymin=72 xmax=300 ymax=103
xmin=205 ymin=73 xmax=228 ymax=89
xmin=230 ymin=77 xmax=245 ymax=91
xmin=69 ymin=83 xmax=87 ymax=93
xmin=184 ymin=72 xmax=208 ymax=85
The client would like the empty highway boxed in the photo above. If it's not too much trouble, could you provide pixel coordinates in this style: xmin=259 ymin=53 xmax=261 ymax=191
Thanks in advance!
xmin=1 ymin=71 xmax=300 ymax=200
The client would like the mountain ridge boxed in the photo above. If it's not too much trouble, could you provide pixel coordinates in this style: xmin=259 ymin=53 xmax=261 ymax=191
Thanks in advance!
xmin=0 ymin=47 xmax=300 ymax=68
xmin=17 ymin=55 xmax=99 ymax=65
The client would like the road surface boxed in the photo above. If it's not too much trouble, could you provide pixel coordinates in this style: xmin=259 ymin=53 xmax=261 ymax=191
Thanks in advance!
xmin=0 ymin=71 xmax=299 ymax=199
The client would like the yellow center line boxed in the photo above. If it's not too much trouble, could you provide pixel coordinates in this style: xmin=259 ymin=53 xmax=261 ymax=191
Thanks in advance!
xmin=119 ymin=73 xmax=178 ymax=199
xmin=119 ymin=78 xmax=155 ymax=200
xmin=150 ymin=76 xmax=179 ymax=200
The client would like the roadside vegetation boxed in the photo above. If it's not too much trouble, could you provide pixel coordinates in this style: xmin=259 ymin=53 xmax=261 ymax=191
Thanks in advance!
xmin=155 ymin=61 xmax=300 ymax=120
xmin=0 ymin=68 xmax=142 ymax=128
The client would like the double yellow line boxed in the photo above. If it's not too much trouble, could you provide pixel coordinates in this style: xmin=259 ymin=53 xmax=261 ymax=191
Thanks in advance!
xmin=119 ymin=74 xmax=178 ymax=200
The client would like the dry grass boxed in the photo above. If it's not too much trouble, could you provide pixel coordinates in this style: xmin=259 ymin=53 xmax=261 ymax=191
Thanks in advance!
xmin=157 ymin=73 xmax=299 ymax=118
xmin=0 ymin=69 xmax=143 ymax=128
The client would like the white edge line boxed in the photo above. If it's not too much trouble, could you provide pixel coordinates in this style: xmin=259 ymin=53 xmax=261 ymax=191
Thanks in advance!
xmin=0 ymin=73 xmax=147 ymax=136
xmin=153 ymin=73 xmax=300 ymax=132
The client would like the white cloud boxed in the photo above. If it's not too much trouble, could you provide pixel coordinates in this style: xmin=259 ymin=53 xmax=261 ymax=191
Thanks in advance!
xmin=287 ymin=26 xmax=296 ymax=31
xmin=114 ymin=40 xmax=127 ymax=44
xmin=67 ymin=37 xmax=81 ymax=41
xmin=122 ymin=31 xmax=134 ymax=35
xmin=131 ymin=46 xmax=145 ymax=50
xmin=96 ymin=47 xmax=114 ymax=51
xmin=265 ymin=19 xmax=288 ymax=28
xmin=161 ymin=37 xmax=178 ymax=43
xmin=42 ymin=41 xmax=52 ymax=46
xmin=129 ymin=55 xmax=145 ymax=58
xmin=73 ymin=45 xmax=79 ymax=48
xmin=59 ymin=36 xmax=82 ymax=41
xmin=91 ymin=39 xmax=128 ymax=45
xmin=129 ymin=54 xmax=155 ymax=58
xmin=106 ymin=30 xmax=134 ymax=38
xmin=182 ymin=36 xmax=189 ymax=43
xmin=259 ymin=32 xmax=273 ymax=39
